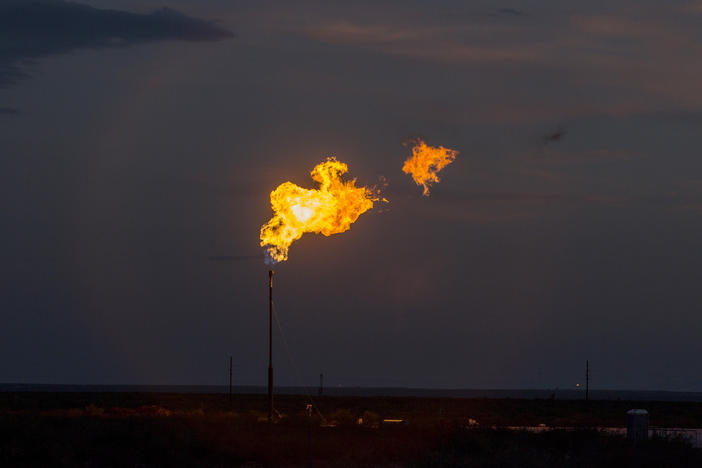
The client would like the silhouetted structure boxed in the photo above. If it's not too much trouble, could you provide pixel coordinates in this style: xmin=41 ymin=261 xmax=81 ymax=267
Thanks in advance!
xmin=229 ymin=356 xmax=232 ymax=404
xmin=585 ymin=360 xmax=590 ymax=401
xmin=319 ymin=373 xmax=324 ymax=396
xmin=268 ymin=270 xmax=274 ymax=423
xmin=627 ymin=409 xmax=649 ymax=441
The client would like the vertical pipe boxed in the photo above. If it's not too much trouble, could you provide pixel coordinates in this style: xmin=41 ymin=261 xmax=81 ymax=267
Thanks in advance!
xmin=268 ymin=270 xmax=274 ymax=423
xmin=585 ymin=360 xmax=589 ymax=402
xmin=307 ymin=404 xmax=313 ymax=466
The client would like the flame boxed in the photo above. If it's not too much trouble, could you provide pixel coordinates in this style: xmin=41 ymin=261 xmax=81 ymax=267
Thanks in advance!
xmin=260 ymin=157 xmax=377 ymax=263
xmin=402 ymin=139 xmax=458 ymax=196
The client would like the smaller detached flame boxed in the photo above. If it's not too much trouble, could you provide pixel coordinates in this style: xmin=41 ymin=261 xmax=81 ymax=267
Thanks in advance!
xmin=260 ymin=157 xmax=379 ymax=264
xmin=402 ymin=138 xmax=458 ymax=196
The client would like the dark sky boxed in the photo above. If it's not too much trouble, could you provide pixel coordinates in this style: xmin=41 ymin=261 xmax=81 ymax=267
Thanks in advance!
xmin=2 ymin=0 xmax=702 ymax=391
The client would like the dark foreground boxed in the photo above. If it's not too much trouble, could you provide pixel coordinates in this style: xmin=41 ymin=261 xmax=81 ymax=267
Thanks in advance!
xmin=1 ymin=392 xmax=701 ymax=467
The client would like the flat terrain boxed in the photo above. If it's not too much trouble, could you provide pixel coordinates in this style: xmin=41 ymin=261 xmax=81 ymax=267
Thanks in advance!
xmin=1 ymin=392 xmax=701 ymax=467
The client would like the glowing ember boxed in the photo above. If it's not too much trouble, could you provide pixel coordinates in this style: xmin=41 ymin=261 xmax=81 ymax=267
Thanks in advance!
xmin=260 ymin=157 xmax=377 ymax=264
xmin=402 ymin=139 xmax=458 ymax=196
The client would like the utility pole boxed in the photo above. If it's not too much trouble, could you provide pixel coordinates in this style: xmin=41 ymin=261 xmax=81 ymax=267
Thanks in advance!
xmin=318 ymin=373 xmax=324 ymax=396
xmin=585 ymin=360 xmax=590 ymax=402
xmin=229 ymin=356 xmax=232 ymax=404
xmin=268 ymin=270 xmax=274 ymax=423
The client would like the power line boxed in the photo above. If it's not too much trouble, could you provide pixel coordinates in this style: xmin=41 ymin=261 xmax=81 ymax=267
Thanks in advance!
xmin=271 ymin=299 xmax=327 ymax=424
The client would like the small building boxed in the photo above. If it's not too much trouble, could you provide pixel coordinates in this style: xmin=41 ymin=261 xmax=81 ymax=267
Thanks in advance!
xmin=627 ymin=409 xmax=649 ymax=441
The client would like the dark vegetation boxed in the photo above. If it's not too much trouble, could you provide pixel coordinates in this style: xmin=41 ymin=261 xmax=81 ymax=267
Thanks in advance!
xmin=1 ymin=392 xmax=701 ymax=467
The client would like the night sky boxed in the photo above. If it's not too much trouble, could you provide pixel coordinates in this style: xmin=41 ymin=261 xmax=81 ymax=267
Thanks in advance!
xmin=2 ymin=0 xmax=702 ymax=391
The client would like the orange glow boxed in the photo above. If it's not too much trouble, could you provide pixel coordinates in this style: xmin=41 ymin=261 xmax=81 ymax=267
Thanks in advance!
xmin=260 ymin=157 xmax=378 ymax=263
xmin=402 ymin=139 xmax=458 ymax=195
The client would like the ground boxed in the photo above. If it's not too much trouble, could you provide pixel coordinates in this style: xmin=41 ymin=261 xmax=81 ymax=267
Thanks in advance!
xmin=1 ymin=392 xmax=701 ymax=467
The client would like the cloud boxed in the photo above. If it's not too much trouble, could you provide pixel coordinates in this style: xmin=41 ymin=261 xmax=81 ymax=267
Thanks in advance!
xmin=0 ymin=0 xmax=234 ymax=88
xmin=637 ymin=109 xmax=702 ymax=124
xmin=675 ymin=202 xmax=702 ymax=215
xmin=300 ymin=22 xmax=542 ymax=64
xmin=0 ymin=107 xmax=20 ymax=116
xmin=276 ymin=3 xmax=702 ymax=125
xmin=535 ymin=148 xmax=640 ymax=164
xmin=497 ymin=8 xmax=525 ymax=17
xmin=572 ymin=15 xmax=662 ymax=39
xmin=683 ymin=2 xmax=702 ymax=13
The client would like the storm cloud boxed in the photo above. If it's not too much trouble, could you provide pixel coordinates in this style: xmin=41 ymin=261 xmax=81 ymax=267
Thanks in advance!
xmin=0 ymin=0 xmax=233 ymax=88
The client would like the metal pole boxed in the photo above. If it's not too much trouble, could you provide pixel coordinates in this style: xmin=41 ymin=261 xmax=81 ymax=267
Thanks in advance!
xmin=307 ymin=404 xmax=313 ymax=467
xmin=268 ymin=270 xmax=274 ymax=423
xmin=585 ymin=360 xmax=589 ymax=402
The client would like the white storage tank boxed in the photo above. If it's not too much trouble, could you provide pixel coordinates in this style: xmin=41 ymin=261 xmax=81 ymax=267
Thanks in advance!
xmin=626 ymin=409 xmax=649 ymax=441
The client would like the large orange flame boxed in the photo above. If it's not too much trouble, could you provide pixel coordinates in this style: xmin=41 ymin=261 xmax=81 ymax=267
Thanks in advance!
xmin=260 ymin=157 xmax=377 ymax=263
xmin=402 ymin=139 xmax=458 ymax=196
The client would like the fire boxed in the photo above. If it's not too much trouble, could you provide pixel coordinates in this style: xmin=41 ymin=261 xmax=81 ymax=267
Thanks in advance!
xmin=402 ymin=139 xmax=458 ymax=196
xmin=260 ymin=157 xmax=377 ymax=263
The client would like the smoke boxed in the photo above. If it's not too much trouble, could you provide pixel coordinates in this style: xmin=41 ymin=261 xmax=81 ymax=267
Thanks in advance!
xmin=264 ymin=250 xmax=277 ymax=266
xmin=402 ymin=138 xmax=458 ymax=196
